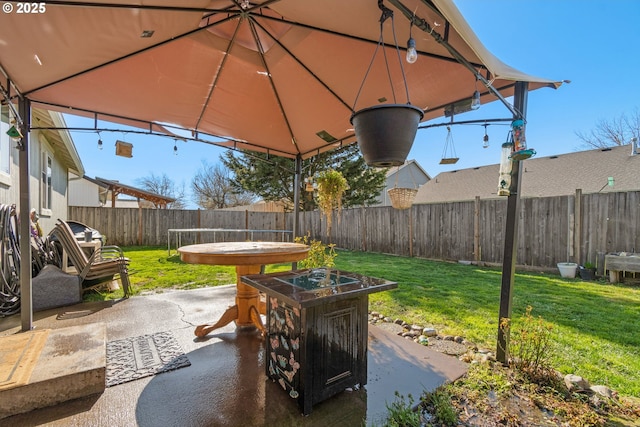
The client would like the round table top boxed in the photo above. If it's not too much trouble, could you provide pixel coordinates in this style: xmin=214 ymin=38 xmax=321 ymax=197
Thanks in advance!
xmin=178 ymin=241 xmax=310 ymax=266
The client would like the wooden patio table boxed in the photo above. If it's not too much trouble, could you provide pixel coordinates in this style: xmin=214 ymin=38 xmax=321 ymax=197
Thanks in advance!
xmin=178 ymin=241 xmax=309 ymax=337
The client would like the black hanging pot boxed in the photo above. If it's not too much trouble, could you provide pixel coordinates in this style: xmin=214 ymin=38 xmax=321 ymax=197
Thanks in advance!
xmin=351 ymin=104 xmax=424 ymax=167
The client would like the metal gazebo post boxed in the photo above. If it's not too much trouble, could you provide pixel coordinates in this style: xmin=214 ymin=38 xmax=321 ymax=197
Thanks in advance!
xmin=496 ymin=81 xmax=528 ymax=364
xmin=291 ymin=155 xmax=302 ymax=269
xmin=18 ymin=97 xmax=33 ymax=332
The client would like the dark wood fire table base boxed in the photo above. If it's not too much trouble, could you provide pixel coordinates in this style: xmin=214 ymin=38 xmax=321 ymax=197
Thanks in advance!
xmin=242 ymin=268 xmax=397 ymax=415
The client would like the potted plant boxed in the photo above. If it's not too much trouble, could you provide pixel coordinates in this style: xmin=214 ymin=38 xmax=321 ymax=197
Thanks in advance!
xmin=351 ymin=104 xmax=424 ymax=167
xmin=578 ymin=262 xmax=597 ymax=280
xmin=315 ymin=169 xmax=348 ymax=235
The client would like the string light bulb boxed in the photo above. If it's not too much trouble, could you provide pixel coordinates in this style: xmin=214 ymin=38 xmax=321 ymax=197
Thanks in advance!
xmin=482 ymin=123 xmax=489 ymax=148
xmin=173 ymin=140 xmax=178 ymax=156
xmin=406 ymin=37 xmax=417 ymax=64
xmin=97 ymin=132 xmax=103 ymax=150
xmin=406 ymin=21 xmax=417 ymax=64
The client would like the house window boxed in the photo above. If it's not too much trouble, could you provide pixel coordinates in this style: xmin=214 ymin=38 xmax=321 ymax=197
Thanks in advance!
xmin=41 ymin=151 xmax=52 ymax=211
xmin=0 ymin=105 xmax=11 ymax=182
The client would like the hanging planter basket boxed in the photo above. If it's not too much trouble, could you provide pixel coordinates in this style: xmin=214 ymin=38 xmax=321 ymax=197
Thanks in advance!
xmin=351 ymin=104 xmax=424 ymax=167
xmin=387 ymin=187 xmax=418 ymax=210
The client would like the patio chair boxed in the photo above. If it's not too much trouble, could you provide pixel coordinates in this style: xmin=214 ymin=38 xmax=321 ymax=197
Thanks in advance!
xmin=52 ymin=219 xmax=132 ymax=297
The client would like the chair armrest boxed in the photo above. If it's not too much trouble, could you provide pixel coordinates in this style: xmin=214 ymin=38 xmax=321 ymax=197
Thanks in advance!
xmin=94 ymin=245 xmax=128 ymax=262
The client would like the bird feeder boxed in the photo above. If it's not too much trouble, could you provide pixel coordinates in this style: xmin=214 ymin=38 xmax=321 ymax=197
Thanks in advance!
xmin=498 ymin=141 xmax=513 ymax=196
xmin=439 ymin=126 xmax=459 ymax=164
xmin=509 ymin=119 xmax=535 ymax=161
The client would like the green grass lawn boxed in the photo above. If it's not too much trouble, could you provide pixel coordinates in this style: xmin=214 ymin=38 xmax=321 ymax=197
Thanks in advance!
xmin=94 ymin=246 xmax=640 ymax=398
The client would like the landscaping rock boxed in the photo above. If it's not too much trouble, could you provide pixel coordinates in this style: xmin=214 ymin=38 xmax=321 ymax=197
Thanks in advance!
xmin=564 ymin=374 xmax=590 ymax=392
xmin=417 ymin=335 xmax=429 ymax=345
xmin=590 ymin=385 xmax=615 ymax=399
xmin=422 ymin=327 xmax=437 ymax=337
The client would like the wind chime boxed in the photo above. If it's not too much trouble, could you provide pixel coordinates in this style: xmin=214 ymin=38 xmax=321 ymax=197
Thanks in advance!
xmin=497 ymin=119 xmax=536 ymax=196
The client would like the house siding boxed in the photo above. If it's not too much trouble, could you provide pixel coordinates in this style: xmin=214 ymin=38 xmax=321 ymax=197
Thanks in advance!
xmin=0 ymin=126 xmax=70 ymax=236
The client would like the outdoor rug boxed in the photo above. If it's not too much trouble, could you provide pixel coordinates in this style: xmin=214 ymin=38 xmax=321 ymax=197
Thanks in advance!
xmin=105 ymin=331 xmax=190 ymax=387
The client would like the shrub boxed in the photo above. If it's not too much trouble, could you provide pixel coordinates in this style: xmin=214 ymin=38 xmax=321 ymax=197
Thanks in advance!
xmin=294 ymin=233 xmax=337 ymax=269
xmin=423 ymin=388 xmax=457 ymax=426
xmin=501 ymin=306 xmax=557 ymax=384
xmin=383 ymin=392 xmax=421 ymax=427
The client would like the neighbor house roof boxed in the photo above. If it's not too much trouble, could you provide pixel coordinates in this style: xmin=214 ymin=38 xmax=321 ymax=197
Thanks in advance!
xmin=385 ymin=159 xmax=431 ymax=181
xmin=415 ymin=144 xmax=640 ymax=203
xmin=94 ymin=177 xmax=176 ymax=207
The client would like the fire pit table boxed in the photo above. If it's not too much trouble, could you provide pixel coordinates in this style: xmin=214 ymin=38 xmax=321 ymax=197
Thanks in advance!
xmin=241 ymin=268 xmax=397 ymax=415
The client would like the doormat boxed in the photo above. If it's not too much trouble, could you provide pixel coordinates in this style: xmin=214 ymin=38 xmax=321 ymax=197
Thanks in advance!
xmin=106 ymin=331 xmax=190 ymax=387
xmin=0 ymin=329 xmax=50 ymax=391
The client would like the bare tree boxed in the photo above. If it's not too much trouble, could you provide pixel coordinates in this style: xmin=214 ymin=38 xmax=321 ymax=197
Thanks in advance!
xmin=576 ymin=108 xmax=640 ymax=149
xmin=136 ymin=173 xmax=187 ymax=209
xmin=191 ymin=161 xmax=255 ymax=209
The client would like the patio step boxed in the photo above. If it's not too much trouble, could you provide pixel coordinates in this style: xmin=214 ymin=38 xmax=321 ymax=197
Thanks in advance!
xmin=0 ymin=323 xmax=106 ymax=419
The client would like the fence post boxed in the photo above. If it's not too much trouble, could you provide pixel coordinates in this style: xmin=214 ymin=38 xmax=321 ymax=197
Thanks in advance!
xmin=574 ymin=189 xmax=582 ymax=265
xmin=409 ymin=206 xmax=413 ymax=257
xmin=138 ymin=205 xmax=142 ymax=246
xmin=568 ymin=194 xmax=575 ymax=261
xmin=474 ymin=196 xmax=480 ymax=263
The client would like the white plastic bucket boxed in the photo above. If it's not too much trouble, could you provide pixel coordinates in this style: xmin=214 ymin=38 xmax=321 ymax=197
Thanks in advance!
xmin=557 ymin=262 xmax=578 ymax=278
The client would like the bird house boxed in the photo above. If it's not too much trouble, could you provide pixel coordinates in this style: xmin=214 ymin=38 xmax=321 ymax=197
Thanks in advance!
xmin=115 ymin=140 xmax=133 ymax=158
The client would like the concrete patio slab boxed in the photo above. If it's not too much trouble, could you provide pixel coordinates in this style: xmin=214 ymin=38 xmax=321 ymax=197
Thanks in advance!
xmin=0 ymin=285 xmax=467 ymax=426
xmin=0 ymin=324 xmax=106 ymax=419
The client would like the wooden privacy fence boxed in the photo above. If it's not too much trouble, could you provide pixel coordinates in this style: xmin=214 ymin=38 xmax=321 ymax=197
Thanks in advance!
xmin=69 ymin=190 xmax=640 ymax=269
xmin=68 ymin=206 xmax=288 ymax=247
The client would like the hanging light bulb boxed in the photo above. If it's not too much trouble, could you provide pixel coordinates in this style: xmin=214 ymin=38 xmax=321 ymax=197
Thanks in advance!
xmin=97 ymin=132 xmax=103 ymax=150
xmin=173 ymin=140 xmax=178 ymax=156
xmin=482 ymin=123 xmax=489 ymax=148
xmin=406 ymin=37 xmax=418 ymax=64
xmin=240 ymin=0 xmax=250 ymax=9
xmin=406 ymin=21 xmax=417 ymax=64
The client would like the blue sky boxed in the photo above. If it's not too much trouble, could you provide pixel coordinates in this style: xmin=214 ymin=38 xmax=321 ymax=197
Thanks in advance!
xmin=66 ymin=0 xmax=640 ymax=209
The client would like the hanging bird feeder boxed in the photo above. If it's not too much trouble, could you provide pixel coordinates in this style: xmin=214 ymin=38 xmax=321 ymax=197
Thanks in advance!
xmin=509 ymin=119 xmax=535 ymax=161
xmin=439 ymin=126 xmax=459 ymax=165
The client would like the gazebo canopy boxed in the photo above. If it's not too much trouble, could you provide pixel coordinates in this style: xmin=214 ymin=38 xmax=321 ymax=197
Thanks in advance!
xmin=0 ymin=0 xmax=562 ymax=159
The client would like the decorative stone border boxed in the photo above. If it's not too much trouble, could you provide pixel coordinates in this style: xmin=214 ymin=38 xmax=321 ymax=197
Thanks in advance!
xmin=368 ymin=310 xmax=618 ymax=402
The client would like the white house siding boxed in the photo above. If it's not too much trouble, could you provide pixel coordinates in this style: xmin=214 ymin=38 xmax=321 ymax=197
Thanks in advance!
xmin=69 ymin=175 xmax=103 ymax=207
xmin=0 ymin=107 xmax=73 ymax=236
xmin=26 ymin=132 xmax=69 ymax=234
xmin=0 ymin=104 xmax=21 ymax=206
